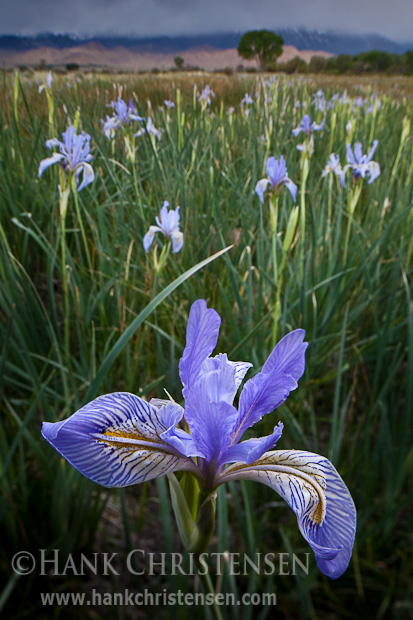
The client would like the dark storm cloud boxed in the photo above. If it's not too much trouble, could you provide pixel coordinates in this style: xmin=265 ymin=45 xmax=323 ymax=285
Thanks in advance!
xmin=0 ymin=0 xmax=412 ymax=43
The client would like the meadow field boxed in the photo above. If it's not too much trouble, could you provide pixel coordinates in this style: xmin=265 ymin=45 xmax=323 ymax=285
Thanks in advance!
xmin=0 ymin=70 xmax=412 ymax=620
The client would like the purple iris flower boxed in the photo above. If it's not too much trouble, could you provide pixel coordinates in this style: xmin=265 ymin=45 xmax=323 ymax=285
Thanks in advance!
xmin=38 ymin=125 xmax=94 ymax=192
xmin=164 ymin=99 xmax=175 ymax=109
xmin=101 ymin=97 xmax=143 ymax=138
xmin=42 ymin=299 xmax=356 ymax=579
xmin=241 ymin=93 xmax=254 ymax=106
xmin=339 ymin=140 xmax=380 ymax=188
xmin=313 ymin=89 xmax=326 ymax=112
xmin=292 ymin=114 xmax=324 ymax=153
xmin=39 ymin=70 xmax=53 ymax=93
xmin=352 ymin=97 xmax=366 ymax=111
xmin=198 ymin=85 xmax=215 ymax=106
xmin=143 ymin=201 xmax=183 ymax=253
xmin=322 ymin=153 xmax=342 ymax=178
xmin=134 ymin=116 xmax=161 ymax=140
xmin=255 ymin=156 xmax=297 ymax=204
xmin=292 ymin=114 xmax=324 ymax=137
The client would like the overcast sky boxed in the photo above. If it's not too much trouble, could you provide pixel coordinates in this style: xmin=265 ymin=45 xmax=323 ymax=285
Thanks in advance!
xmin=1 ymin=0 xmax=412 ymax=43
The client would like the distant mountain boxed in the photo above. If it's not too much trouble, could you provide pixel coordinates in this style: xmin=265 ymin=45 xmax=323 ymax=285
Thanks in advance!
xmin=1 ymin=30 xmax=412 ymax=56
xmin=277 ymin=29 xmax=411 ymax=55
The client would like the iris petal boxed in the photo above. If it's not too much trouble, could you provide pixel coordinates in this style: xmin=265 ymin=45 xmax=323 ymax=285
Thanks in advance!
xmin=76 ymin=163 xmax=95 ymax=192
xmin=38 ymin=153 xmax=64 ymax=177
xmin=284 ymin=178 xmax=298 ymax=203
xmin=255 ymin=178 xmax=270 ymax=203
xmin=157 ymin=401 xmax=205 ymax=458
xmin=179 ymin=299 xmax=221 ymax=398
xmin=184 ymin=355 xmax=238 ymax=463
xmin=143 ymin=226 xmax=161 ymax=252
xmin=220 ymin=450 xmax=356 ymax=579
xmin=41 ymin=392 xmax=196 ymax=487
xmin=220 ymin=422 xmax=283 ymax=465
xmin=234 ymin=329 xmax=308 ymax=441
xmin=171 ymin=230 xmax=184 ymax=253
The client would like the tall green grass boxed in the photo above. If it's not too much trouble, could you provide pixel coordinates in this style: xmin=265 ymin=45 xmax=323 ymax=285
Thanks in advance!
xmin=0 ymin=71 xmax=412 ymax=619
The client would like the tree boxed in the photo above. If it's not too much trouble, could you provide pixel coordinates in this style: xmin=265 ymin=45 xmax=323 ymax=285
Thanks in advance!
xmin=174 ymin=56 xmax=184 ymax=70
xmin=309 ymin=55 xmax=327 ymax=73
xmin=238 ymin=30 xmax=284 ymax=70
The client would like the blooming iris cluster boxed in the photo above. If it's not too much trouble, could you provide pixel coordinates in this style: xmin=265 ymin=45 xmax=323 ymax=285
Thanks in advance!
xmin=38 ymin=125 xmax=94 ymax=192
xmin=101 ymin=97 xmax=143 ymax=138
xmin=143 ymin=201 xmax=184 ymax=253
xmin=255 ymin=156 xmax=297 ymax=204
xmin=340 ymin=140 xmax=380 ymax=187
xmin=42 ymin=299 xmax=356 ymax=579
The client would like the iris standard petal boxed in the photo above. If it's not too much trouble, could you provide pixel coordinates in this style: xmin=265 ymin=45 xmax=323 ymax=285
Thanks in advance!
xmin=219 ymin=450 xmax=356 ymax=579
xmin=184 ymin=355 xmax=239 ymax=463
xmin=226 ymin=360 xmax=253 ymax=389
xmin=346 ymin=144 xmax=356 ymax=165
xmin=367 ymin=139 xmax=379 ymax=162
xmin=354 ymin=142 xmax=363 ymax=164
xmin=266 ymin=156 xmax=286 ymax=188
xmin=198 ymin=354 xmax=239 ymax=404
xmin=41 ymin=392 xmax=196 ymax=487
xmin=179 ymin=299 xmax=221 ymax=398
xmin=234 ymin=329 xmax=308 ymax=441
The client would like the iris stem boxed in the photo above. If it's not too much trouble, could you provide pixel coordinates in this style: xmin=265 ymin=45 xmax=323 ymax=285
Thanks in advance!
xmin=272 ymin=248 xmax=288 ymax=346
xmin=194 ymin=555 xmax=224 ymax=620
xmin=270 ymin=194 xmax=280 ymax=346
xmin=299 ymin=147 xmax=309 ymax=274
xmin=71 ymin=177 xmax=93 ymax=276
xmin=327 ymin=173 xmax=333 ymax=253
xmin=60 ymin=213 xmax=70 ymax=360
xmin=343 ymin=183 xmax=362 ymax=264
xmin=128 ymin=128 xmax=146 ymax=226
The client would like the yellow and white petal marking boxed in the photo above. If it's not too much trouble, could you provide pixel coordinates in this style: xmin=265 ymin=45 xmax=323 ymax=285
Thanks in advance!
xmin=42 ymin=392 xmax=196 ymax=488
xmin=219 ymin=449 xmax=356 ymax=578
xmin=221 ymin=450 xmax=327 ymax=529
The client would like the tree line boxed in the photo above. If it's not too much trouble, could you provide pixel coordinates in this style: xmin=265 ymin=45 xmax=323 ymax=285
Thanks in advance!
xmin=237 ymin=30 xmax=413 ymax=75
